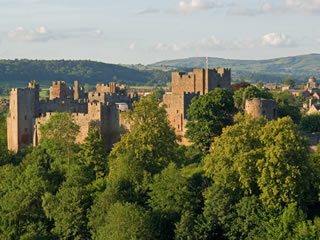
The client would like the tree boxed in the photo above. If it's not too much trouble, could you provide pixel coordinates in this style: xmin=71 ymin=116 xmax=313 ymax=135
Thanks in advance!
xmin=233 ymin=86 xmax=273 ymax=109
xmin=272 ymin=90 xmax=302 ymax=124
xmin=264 ymin=203 xmax=305 ymax=240
xmin=109 ymin=93 xmax=181 ymax=182
xmin=0 ymin=148 xmax=54 ymax=239
xmin=256 ymin=80 xmax=264 ymax=89
xmin=204 ymin=113 xmax=266 ymax=196
xmin=40 ymin=112 xmax=80 ymax=170
xmin=300 ymin=113 xmax=320 ymax=133
xmin=77 ymin=128 xmax=108 ymax=179
xmin=284 ymin=77 xmax=295 ymax=88
xmin=205 ymin=114 xmax=314 ymax=209
xmin=226 ymin=196 xmax=267 ymax=240
xmin=95 ymin=202 xmax=155 ymax=240
xmin=42 ymin=165 xmax=93 ymax=240
xmin=186 ymin=88 xmax=235 ymax=151
xmin=257 ymin=117 xmax=312 ymax=209
xmin=231 ymin=82 xmax=251 ymax=93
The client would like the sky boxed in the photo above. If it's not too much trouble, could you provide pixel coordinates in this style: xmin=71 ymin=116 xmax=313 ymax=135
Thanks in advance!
xmin=0 ymin=0 xmax=319 ymax=64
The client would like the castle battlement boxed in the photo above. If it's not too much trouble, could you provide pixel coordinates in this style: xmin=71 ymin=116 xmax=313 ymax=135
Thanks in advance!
xmin=164 ymin=67 xmax=231 ymax=145
xmin=52 ymin=81 xmax=66 ymax=85
xmin=8 ymin=80 xmax=134 ymax=153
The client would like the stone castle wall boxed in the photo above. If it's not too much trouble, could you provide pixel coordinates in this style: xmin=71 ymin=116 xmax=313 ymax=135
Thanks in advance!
xmin=7 ymin=84 xmax=39 ymax=152
xmin=8 ymin=81 xmax=134 ymax=152
xmin=164 ymin=68 xmax=231 ymax=145
xmin=245 ymin=98 xmax=277 ymax=121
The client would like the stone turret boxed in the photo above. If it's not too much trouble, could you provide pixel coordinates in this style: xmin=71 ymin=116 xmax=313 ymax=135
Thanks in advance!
xmin=245 ymin=98 xmax=277 ymax=121
xmin=7 ymin=81 xmax=40 ymax=152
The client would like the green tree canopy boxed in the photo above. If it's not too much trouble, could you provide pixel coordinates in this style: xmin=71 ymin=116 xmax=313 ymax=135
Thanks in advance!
xmin=185 ymin=88 xmax=235 ymax=151
xmin=300 ymin=113 xmax=320 ymax=133
xmin=234 ymin=85 xmax=273 ymax=109
xmin=95 ymin=202 xmax=155 ymax=240
xmin=205 ymin=115 xmax=313 ymax=209
xmin=40 ymin=112 xmax=80 ymax=170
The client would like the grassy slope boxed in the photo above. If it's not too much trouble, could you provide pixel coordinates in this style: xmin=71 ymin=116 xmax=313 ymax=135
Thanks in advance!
xmin=151 ymin=54 xmax=320 ymax=77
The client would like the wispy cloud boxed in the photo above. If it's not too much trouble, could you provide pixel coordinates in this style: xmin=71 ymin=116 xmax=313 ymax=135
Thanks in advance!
xmin=262 ymin=33 xmax=294 ymax=47
xmin=8 ymin=26 xmax=56 ymax=42
xmin=153 ymin=33 xmax=296 ymax=53
xmin=129 ymin=43 xmax=136 ymax=50
xmin=7 ymin=26 xmax=104 ymax=42
xmin=227 ymin=0 xmax=320 ymax=16
xmin=138 ymin=8 xmax=160 ymax=15
xmin=154 ymin=36 xmax=223 ymax=52
xmin=170 ymin=0 xmax=223 ymax=13
xmin=227 ymin=3 xmax=274 ymax=16
xmin=284 ymin=0 xmax=320 ymax=15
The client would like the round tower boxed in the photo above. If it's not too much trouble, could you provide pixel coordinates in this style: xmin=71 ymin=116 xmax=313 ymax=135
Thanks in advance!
xmin=245 ymin=98 xmax=277 ymax=121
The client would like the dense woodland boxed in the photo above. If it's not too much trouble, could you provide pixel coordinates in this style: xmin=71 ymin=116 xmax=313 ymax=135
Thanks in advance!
xmin=0 ymin=59 xmax=171 ymax=87
xmin=0 ymin=58 xmax=315 ymax=89
xmin=2 ymin=85 xmax=320 ymax=239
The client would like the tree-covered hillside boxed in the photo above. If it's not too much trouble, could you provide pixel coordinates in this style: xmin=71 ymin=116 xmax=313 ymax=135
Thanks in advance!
xmin=151 ymin=53 xmax=320 ymax=84
xmin=0 ymin=59 xmax=171 ymax=87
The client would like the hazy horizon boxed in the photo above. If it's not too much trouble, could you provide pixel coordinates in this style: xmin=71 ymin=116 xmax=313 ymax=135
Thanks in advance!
xmin=1 ymin=0 xmax=319 ymax=64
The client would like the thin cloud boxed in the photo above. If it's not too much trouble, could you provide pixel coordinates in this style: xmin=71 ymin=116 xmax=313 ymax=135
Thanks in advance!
xmin=129 ymin=43 xmax=136 ymax=50
xmin=7 ymin=26 xmax=56 ymax=42
xmin=170 ymin=0 xmax=223 ymax=13
xmin=227 ymin=0 xmax=320 ymax=16
xmin=138 ymin=8 xmax=160 ymax=15
xmin=154 ymin=36 xmax=224 ymax=52
xmin=262 ymin=33 xmax=294 ymax=47
xmin=7 ymin=27 xmax=104 ymax=42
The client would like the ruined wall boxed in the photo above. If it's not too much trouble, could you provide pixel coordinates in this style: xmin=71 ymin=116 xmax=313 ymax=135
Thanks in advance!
xmin=39 ymin=99 xmax=88 ymax=114
xmin=88 ymin=92 xmax=136 ymax=108
xmin=34 ymin=112 xmax=92 ymax=145
xmin=96 ymin=82 xmax=118 ymax=93
xmin=163 ymin=92 xmax=199 ymax=136
xmin=172 ymin=68 xmax=231 ymax=95
xmin=9 ymin=80 xmax=133 ymax=152
xmin=50 ymin=81 xmax=68 ymax=100
xmin=7 ymin=84 xmax=39 ymax=152
xmin=245 ymin=98 xmax=277 ymax=121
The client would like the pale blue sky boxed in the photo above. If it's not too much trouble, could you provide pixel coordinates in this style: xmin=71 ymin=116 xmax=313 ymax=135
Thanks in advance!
xmin=0 ymin=0 xmax=319 ymax=64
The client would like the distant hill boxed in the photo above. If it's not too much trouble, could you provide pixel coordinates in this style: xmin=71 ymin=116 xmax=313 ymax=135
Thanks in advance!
xmin=151 ymin=54 xmax=320 ymax=83
xmin=0 ymin=59 xmax=171 ymax=87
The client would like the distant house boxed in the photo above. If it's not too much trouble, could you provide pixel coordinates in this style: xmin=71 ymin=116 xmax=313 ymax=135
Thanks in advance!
xmin=307 ymin=104 xmax=320 ymax=115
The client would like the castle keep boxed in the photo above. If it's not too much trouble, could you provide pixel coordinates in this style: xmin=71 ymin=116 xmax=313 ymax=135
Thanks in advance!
xmin=7 ymin=81 xmax=136 ymax=152
xmin=163 ymin=68 xmax=231 ymax=142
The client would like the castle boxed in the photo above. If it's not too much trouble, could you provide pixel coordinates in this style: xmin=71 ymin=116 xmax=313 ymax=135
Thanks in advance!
xmin=7 ymin=81 xmax=136 ymax=153
xmin=163 ymin=68 xmax=231 ymax=143
xmin=245 ymin=98 xmax=277 ymax=121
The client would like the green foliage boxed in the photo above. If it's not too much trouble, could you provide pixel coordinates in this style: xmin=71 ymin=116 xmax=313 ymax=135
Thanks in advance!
xmin=40 ymin=112 xmax=80 ymax=170
xmin=233 ymin=85 xmax=273 ymax=109
xmin=0 ymin=115 xmax=9 ymax=165
xmin=256 ymin=80 xmax=264 ymax=89
xmin=284 ymin=77 xmax=295 ymax=87
xmin=264 ymin=203 xmax=306 ymax=240
xmin=273 ymin=90 xmax=302 ymax=124
xmin=205 ymin=115 xmax=313 ymax=209
xmin=204 ymin=113 xmax=266 ymax=196
xmin=300 ymin=113 xmax=320 ymax=133
xmin=109 ymin=94 xmax=180 ymax=180
xmin=0 ymin=59 xmax=172 ymax=87
xmin=0 ymin=148 xmax=53 ymax=239
xmin=42 ymin=165 xmax=93 ymax=240
xmin=226 ymin=196 xmax=267 ymax=240
xmin=77 ymin=128 xmax=108 ymax=178
xmin=186 ymin=88 xmax=235 ymax=151
xmin=95 ymin=202 xmax=154 ymax=240
xmin=151 ymin=54 xmax=320 ymax=84
xmin=258 ymin=117 xmax=311 ymax=209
